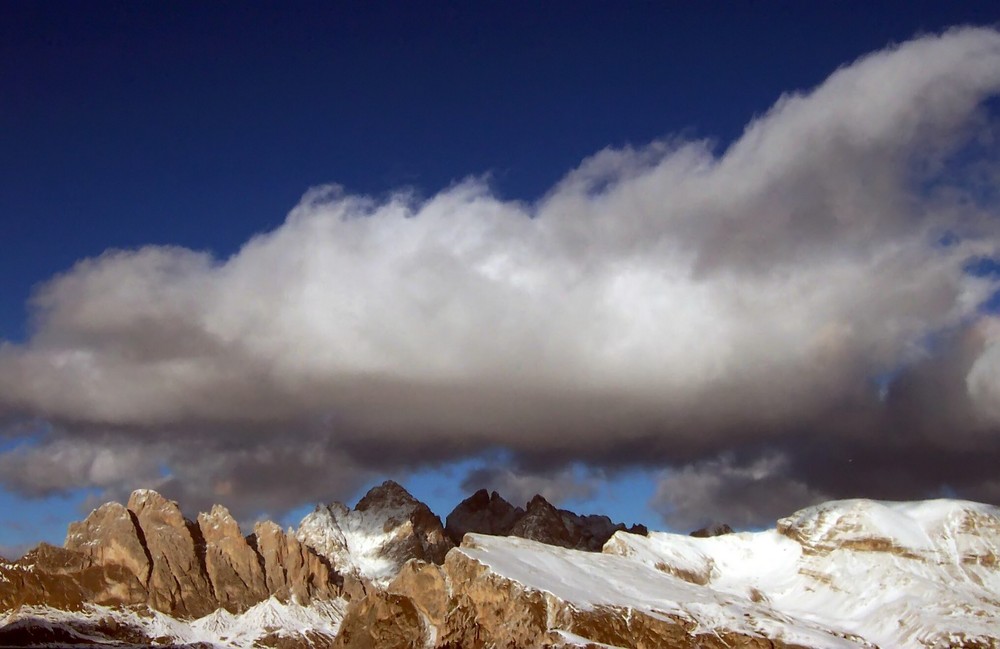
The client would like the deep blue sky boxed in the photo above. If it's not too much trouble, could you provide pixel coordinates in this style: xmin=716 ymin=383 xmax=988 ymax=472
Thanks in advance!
xmin=2 ymin=2 xmax=999 ymax=552
xmin=4 ymin=1 xmax=998 ymax=341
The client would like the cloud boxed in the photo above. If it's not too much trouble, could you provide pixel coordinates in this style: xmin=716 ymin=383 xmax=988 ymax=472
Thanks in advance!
xmin=650 ymin=453 xmax=829 ymax=531
xmin=2 ymin=27 xmax=1000 ymax=523
xmin=459 ymin=465 xmax=598 ymax=507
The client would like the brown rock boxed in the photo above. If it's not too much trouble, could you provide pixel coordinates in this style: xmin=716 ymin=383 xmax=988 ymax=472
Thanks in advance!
xmin=65 ymin=501 xmax=151 ymax=585
xmin=198 ymin=504 xmax=268 ymax=612
xmin=0 ymin=543 xmax=145 ymax=611
xmin=386 ymin=560 xmax=449 ymax=626
xmin=251 ymin=520 xmax=338 ymax=603
xmin=127 ymin=489 xmax=215 ymax=617
xmin=332 ymin=592 xmax=428 ymax=649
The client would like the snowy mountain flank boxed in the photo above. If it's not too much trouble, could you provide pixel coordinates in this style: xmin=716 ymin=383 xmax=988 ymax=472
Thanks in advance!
xmin=1 ymin=484 xmax=998 ymax=648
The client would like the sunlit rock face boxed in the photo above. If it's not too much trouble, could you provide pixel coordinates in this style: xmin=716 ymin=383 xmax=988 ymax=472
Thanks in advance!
xmin=125 ymin=489 xmax=217 ymax=617
xmin=197 ymin=504 xmax=269 ymax=612
xmin=8 ymin=489 xmax=342 ymax=620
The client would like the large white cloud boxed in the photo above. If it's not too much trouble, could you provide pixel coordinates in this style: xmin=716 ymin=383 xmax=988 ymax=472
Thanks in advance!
xmin=2 ymin=27 xmax=1000 ymax=523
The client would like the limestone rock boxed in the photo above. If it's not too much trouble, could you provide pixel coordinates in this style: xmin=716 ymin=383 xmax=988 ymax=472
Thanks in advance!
xmin=446 ymin=490 xmax=646 ymax=551
xmin=0 ymin=543 xmax=145 ymax=610
xmin=127 ymin=489 xmax=215 ymax=617
xmin=354 ymin=480 xmax=453 ymax=566
xmin=197 ymin=504 xmax=268 ymax=612
xmin=509 ymin=494 xmax=575 ymax=547
xmin=296 ymin=480 xmax=453 ymax=586
xmin=444 ymin=489 xmax=523 ymax=544
xmin=252 ymin=520 xmax=338 ymax=603
xmin=64 ymin=501 xmax=151 ymax=585
xmin=332 ymin=592 xmax=428 ymax=649
xmin=386 ymin=560 xmax=449 ymax=627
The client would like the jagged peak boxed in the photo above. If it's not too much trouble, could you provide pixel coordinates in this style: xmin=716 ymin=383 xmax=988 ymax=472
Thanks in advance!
xmin=126 ymin=488 xmax=181 ymax=514
xmin=355 ymin=479 xmax=421 ymax=512
xmin=252 ymin=519 xmax=284 ymax=536
xmin=525 ymin=494 xmax=556 ymax=512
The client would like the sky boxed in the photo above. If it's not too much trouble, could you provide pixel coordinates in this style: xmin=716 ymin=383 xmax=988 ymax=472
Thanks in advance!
xmin=2 ymin=2 xmax=1000 ymax=557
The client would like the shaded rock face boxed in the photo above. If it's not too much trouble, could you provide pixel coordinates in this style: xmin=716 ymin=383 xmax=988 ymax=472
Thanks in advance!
xmin=691 ymin=522 xmax=734 ymax=538
xmin=510 ymin=495 xmax=575 ymax=547
xmin=296 ymin=480 xmax=453 ymax=586
xmin=444 ymin=489 xmax=524 ymax=544
xmin=448 ymin=490 xmax=647 ymax=551
xmin=0 ymin=489 xmax=342 ymax=620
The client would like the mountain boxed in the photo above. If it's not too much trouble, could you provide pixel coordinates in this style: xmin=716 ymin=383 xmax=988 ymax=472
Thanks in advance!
xmin=295 ymin=480 xmax=453 ymax=589
xmin=2 ymin=487 xmax=999 ymax=648
xmin=340 ymin=498 xmax=1000 ymax=648
xmin=445 ymin=489 xmax=648 ymax=550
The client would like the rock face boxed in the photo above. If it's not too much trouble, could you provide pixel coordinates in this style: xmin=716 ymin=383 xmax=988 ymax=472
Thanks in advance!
xmin=0 ymin=543 xmax=146 ymax=611
xmin=126 ymin=489 xmax=216 ymax=617
xmin=447 ymin=490 xmax=648 ymax=551
xmin=2 ymin=488 xmax=342 ymax=620
xmin=296 ymin=480 xmax=453 ymax=587
xmin=253 ymin=520 xmax=339 ymax=603
xmin=198 ymin=505 xmax=269 ymax=611
xmin=690 ymin=522 xmax=734 ymax=537
xmin=64 ymin=501 xmax=151 ymax=585
xmin=445 ymin=489 xmax=524 ymax=543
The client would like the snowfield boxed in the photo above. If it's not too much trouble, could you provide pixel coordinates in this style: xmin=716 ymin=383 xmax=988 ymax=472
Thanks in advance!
xmin=1 ymin=597 xmax=346 ymax=648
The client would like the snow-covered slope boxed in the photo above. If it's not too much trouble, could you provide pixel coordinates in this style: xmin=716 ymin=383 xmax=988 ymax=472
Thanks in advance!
xmin=455 ymin=498 xmax=1000 ymax=649
xmin=296 ymin=480 xmax=452 ymax=586
xmin=0 ymin=597 xmax=346 ymax=648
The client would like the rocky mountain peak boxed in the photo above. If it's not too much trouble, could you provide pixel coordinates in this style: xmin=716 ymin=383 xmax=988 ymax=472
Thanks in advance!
xmin=126 ymin=489 xmax=182 ymax=519
xmin=354 ymin=480 xmax=418 ymax=513
xmin=445 ymin=490 xmax=645 ymax=551
xmin=37 ymin=488 xmax=342 ymax=619
xmin=296 ymin=481 xmax=453 ymax=587
xmin=445 ymin=488 xmax=523 ymax=544
xmin=526 ymin=493 xmax=555 ymax=511
xmin=690 ymin=522 xmax=734 ymax=538
xmin=510 ymin=495 xmax=573 ymax=547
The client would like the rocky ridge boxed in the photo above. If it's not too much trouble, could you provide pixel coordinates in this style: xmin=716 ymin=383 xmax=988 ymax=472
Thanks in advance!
xmin=3 ymin=488 xmax=1000 ymax=648
xmin=445 ymin=488 xmax=648 ymax=551
xmin=15 ymin=488 xmax=340 ymax=619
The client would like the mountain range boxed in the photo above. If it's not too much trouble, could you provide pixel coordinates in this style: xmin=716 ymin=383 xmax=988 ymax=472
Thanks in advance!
xmin=1 ymin=481 xmax=998 ymax=648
